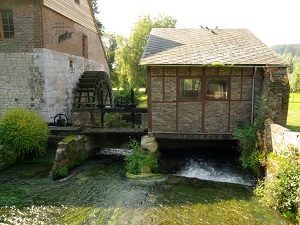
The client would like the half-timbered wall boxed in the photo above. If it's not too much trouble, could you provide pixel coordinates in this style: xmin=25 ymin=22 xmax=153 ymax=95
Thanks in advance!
xmin=148 ymin=66 xmax=264 ymax=134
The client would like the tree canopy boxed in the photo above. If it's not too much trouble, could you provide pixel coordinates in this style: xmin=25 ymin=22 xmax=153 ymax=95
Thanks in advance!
xmin=89 ymin=0 xmax=104 ymax=35
xmin=272 ymin=44 xmax=300 ymax=57
xmin=112 ymin=15 xmax=177 ymax=88
xmin=273 ymin=45 xmax=300 ymax=92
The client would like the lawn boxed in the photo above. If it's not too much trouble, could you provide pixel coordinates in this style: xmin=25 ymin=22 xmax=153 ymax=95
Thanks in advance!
xmin=286 ymin=92 xmax=300 ymax=132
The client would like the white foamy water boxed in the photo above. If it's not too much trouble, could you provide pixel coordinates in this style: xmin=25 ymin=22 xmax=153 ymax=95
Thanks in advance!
xmin=176 ymin=159 xmax=255 ymax=186
xmin=97 ymin=148 xmax=132 ymax=156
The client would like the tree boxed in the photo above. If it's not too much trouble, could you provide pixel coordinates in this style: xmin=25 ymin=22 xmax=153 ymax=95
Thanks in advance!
xmin=114 ymin=15 xmax=177 ymax=88
xmin=89 ymin=0 xmax=104 ymax=35
xmin=102 ymin=32 xmax=122 ymax=87
xmin=290 ymin=61 xmax=300 ymax=92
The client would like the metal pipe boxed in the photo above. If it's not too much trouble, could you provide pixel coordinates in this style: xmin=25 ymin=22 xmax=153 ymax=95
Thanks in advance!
xmin=251 ymin=66 xmax=258 ymax=124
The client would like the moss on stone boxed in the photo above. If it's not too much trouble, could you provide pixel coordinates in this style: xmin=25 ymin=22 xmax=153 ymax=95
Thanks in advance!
xmin=62 ymin=136 xmax=74 ymax=143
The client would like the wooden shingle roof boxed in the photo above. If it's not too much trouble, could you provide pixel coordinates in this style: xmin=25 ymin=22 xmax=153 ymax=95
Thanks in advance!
xmin=140 ymin=28 xmax=288 ymax=67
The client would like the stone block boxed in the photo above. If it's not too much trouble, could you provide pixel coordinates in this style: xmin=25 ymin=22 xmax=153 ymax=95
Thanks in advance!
xmin=141 ymin=135 xmax=158 ymax=152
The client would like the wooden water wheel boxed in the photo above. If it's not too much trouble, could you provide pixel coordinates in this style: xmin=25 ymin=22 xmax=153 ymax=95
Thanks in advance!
xmin=74 ymin=71 xmax=113 ymax=108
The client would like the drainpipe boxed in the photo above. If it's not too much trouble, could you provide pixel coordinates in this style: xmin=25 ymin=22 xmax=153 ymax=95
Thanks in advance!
xmin=251 ymin=66 xmax=258 ymax=124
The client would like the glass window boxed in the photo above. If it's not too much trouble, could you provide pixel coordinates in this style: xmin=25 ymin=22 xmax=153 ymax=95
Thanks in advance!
xmin=179 ymin=78 xmax=201 ymax=98
xmin=0 ymin=10 xmax=14 ymax=39
xmin=206 ymin=78 xmax=228 ymax=99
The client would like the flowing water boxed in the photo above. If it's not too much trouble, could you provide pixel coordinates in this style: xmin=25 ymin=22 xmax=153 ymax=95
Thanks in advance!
xmin=0 ymin=147 xmax=291 ymax=225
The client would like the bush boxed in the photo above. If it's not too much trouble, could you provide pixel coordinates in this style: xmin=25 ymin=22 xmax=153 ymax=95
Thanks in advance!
xmin=102 ymin=113 xmax=131 ymax=128
xmin=113 ymin=88 xmax=142 ymax=107
xmin=233 ymin=97 xmax=267 ymax=178
xmin=0 ymin=108 xmax=50 ymax=164
xmin=125 ymin=139 xmax=158 ymax=174
xmin=255 ymin=147 xmax=300 ymax=223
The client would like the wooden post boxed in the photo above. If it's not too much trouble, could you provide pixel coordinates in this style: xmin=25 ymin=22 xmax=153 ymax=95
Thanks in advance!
xmin=100 ymin=89 xmax=104 ymax=108
xmin=101 ymin=112 xmax=105 ymax=127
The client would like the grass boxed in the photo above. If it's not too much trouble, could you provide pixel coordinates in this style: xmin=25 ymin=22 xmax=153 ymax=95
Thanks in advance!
xmin=286 ymin=92 xmax=300 ymax=132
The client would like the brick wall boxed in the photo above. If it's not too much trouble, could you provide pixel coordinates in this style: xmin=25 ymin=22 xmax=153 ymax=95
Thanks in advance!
xmin=178 ymin=102 xmax=202 ymax=132
xmin=0 ymin=0 xmax=42 ymax=52
xmin=152 ymin=103 xmax=176 ymax=132
xmin=261 ymin=69 xmax=289 ymax=126
xmin=41 ymin=7 xmax=108 ymax=72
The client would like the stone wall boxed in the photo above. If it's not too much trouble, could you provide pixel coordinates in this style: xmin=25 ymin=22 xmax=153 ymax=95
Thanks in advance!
xmin=0 ymin=49 xmax=101 ymax=122
xmin=51 ymin=135 xmax=94 ymax=180
xmin=264 ymin=121 xmax=300 ymax=154
xmin=264 ymin=121 xmax=300 ymax=215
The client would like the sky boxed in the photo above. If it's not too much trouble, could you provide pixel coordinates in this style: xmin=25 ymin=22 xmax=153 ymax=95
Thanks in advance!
xmin=96 ymin=0 xmax=299 ymax=47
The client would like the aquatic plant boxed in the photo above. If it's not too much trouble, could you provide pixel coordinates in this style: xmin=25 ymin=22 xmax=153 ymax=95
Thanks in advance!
xmin=125 ymin=139 xmax=158 ymax=174
xmin=0 ymin=108 xmax=50 ymax=164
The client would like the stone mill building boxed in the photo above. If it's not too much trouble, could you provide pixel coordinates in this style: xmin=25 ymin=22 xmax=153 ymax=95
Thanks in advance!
xmin=140 ymin=28 xmax=290 ymax=140
xmin=0 ymin=0 xmax=109 ymax=122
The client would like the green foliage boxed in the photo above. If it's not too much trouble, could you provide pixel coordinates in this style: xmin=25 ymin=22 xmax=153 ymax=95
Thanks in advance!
xmin=114 ymin=14 xmax=177 ymax=88
xmin=89 ymin=0 xmax=104 ymax=35
xmin=57 ymin=166 xmax=69 ymax=177
xmin=255 ymin=147 xmax=300 ymax=223
xmin=290 ymin=61 xmax=300 ymax=92
xmin=233 ymin=97 xmax=267 ymax=177
xmin=0 ymin=108 xmax=50 ymax=164
xmin=125 ymin=139 xmax=159 ymax=175
xmin=272 ymin=44 xmax=300 ymax=57
xmin=212 ymin=62 xmax=224 ymax=67
xmin=272 ymin=45 xmax=300 ymax=91
xmin=113 ymin=88 xmax=142 ymax=107
xmin=103 ymin=33 xmax=120 ymax=87
xmin=101 ymin=113 xmax=131 ymax=128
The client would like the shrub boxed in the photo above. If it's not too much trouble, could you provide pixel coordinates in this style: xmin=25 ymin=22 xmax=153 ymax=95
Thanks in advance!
xmin=113 ymin=88 xmax=142 ymax=107
xmin=255 ymin=147 xmax=300 ymax=223
xmin=125 ymin=139 xmax=159 ymax=174
xmin=233 ymin=97 xmax=267 ymax=178
xmin=0 ymin=108 xmax=50 ymax=164
xmin=102 ymin=113 xmax=131 ymax=128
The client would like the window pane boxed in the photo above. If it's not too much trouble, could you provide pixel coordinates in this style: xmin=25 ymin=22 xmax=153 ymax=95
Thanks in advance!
xmin=3 ymin=25 xmax=8 ymax=31
xmin=180 ymin=78 xmax=201 ymax=97
xmin=1 ymin=12 xmax=7 ymax=18
xmin=206 ymin=78 xmax=228 ymax=99
xmin=2 ymin=18 xmax=8 ymax=24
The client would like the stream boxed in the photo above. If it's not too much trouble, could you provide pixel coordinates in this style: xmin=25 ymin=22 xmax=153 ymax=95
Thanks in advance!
xmin=0 ymin=147 xmax=291 ymax=225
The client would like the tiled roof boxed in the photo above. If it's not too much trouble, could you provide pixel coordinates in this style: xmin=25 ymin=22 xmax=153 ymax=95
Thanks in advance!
xmin=140 ymin=28 xmax=288 ymax=66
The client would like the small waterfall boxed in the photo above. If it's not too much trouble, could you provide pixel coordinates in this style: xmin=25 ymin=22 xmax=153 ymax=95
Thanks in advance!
xmin=176 ymin=158 xmax=255 ymax=186
xmin=96 ymin=148 xmax=132 ymax=156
